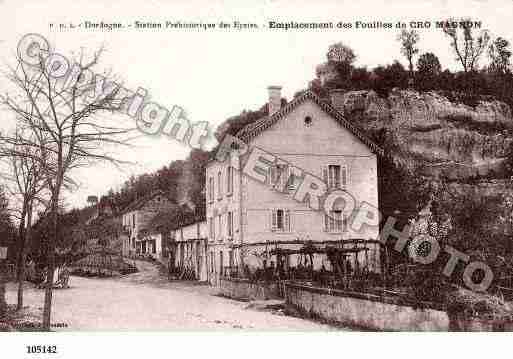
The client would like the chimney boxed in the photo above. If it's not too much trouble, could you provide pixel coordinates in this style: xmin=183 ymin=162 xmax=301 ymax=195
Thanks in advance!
xmin=267 ymin=86 xmax=282 ymax=115
xmin=329 ymin=89 xmax=346 ymax=114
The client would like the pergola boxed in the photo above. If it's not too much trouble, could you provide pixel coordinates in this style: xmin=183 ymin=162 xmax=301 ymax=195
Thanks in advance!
xmin=264 ymin=239 xmax=385 ymax=281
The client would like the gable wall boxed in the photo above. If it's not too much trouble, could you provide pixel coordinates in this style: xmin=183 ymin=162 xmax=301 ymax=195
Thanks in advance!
xmin=242 ymin=99 xmax=379 ymax=244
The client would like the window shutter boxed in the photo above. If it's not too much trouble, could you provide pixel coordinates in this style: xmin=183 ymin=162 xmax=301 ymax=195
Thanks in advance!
xmin=343 ymin=213 xmax=348 ymax=232
xmin=226 ymin=213 xmax=230 ymax=236
xmin=322 ymin=166 xmax=328 ymax=186
xmin=269 ymin=165 xmax=277 ymax=186
xmin=271 ymin=210 xmax=277 ymax=232
xmin=285 ymin=210 xmax=291 ymax=232
xmin=342 ymin=166 xmax=347 ymax=189
xmin=286 ymin=166 xmax=296 ymax=192
xmin=279 ymin=166 xmax=286 ymax=191
xmin=324 ymin=213 xmax=329 ymax=232
xmin=218 ymin=172 xmax=222 ymax=198
xmin=226 ymin=167 xmax=230 ymax=194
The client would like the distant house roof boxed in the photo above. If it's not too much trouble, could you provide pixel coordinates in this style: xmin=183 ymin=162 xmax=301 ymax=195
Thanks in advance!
xmin=236 ymin=90 xmax=384 ymax=156
xmin=121 ymin=190 xmax=173 ymax=215
xmin=142 ymin=204 xmax=206 ymax=235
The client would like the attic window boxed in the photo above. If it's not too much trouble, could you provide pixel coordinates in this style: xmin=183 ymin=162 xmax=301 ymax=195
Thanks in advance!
xmin=304 ymin=116 xmax=312 ymax=127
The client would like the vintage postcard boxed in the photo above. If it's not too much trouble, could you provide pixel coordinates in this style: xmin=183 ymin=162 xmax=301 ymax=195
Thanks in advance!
xmin=1 ymin=0 xmax=513 ymax=356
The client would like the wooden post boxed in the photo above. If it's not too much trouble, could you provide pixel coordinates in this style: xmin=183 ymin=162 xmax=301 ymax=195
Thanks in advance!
xmin=384 ymin=245 xmax=389 ymax=287
xmin=1 ymin=247 xmax=9 ymax=317
xmin=365 ymin=244 xmax=369 ymax=275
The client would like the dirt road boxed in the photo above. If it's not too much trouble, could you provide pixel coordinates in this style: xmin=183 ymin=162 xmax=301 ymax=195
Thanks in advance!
xmin=5 ymin=260 xmax=335 ymax=331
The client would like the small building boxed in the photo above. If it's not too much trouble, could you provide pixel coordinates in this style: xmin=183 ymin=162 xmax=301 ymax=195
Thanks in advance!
xmin=136 ymin=230 xmax=166 ymax=262
xmin=169 ymin=217 xmax=208 ymax=282
xmin=120 ymin=191 xmax=175 ymax=257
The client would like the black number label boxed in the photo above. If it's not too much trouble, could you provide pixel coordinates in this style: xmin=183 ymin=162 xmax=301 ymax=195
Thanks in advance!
xmin=26 ymin=345 xmax=58 ymax=354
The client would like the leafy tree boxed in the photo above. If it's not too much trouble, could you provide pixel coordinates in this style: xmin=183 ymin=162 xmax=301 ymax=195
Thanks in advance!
xmin=417 ymin=52 xmax=442 ymax=76
xmin=324 ymin=42 xmax=357 ymax=87
xmin=349 ymin=67 xmax=372 ymax=90
xmin=441 ymin=17 xmax=490 ymax=72
xmin=397 ymin=30 xmax=420 ymax=75
xmin=488 ymin=37 xmax=512 ymax=74
xmin=214 ymin=107 xmax=267 ymax=142
xmin=372 ymin=61 xmax=409 ymax=95
xmin=326 ymin=42 xmax=356 ymax=65
xmin=187 ymin=149 xmax=210 ymax=212
xmin=372 ymin=129 xmax=432 ymax=270
xmin=415 ymin=53 xmax=443 ymax=90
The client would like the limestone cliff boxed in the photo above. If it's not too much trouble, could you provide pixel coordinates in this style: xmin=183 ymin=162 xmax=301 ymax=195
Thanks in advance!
xmin=331 ymin=89 xmax=513 ymax=247
xmin=335 ymin=89 xmax=513 ymax=180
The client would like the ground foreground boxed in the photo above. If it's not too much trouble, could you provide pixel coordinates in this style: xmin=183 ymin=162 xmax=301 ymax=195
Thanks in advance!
xmin=5 ymin=261 xmax=335 ymax=331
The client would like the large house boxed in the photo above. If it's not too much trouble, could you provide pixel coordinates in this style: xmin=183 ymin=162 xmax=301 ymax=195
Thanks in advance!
xmin=205 ymin=86 xmax=383 ymax=284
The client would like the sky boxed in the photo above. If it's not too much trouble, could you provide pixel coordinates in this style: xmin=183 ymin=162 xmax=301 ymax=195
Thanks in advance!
xmin=0 ymin=0 xmax=512 ymax=210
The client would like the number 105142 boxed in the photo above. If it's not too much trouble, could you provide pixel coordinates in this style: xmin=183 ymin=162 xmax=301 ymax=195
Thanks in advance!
xmin=26 ymin=345 xmax=57 ymax=354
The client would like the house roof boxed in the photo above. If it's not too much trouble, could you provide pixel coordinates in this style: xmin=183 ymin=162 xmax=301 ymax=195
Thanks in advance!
xmin=236 ymin=90 xmax=384 ymax=156
xmin=120 ymin=190 xmax=172 ymax=215
xmin=140 ymin=205 xmax=206 ymax=235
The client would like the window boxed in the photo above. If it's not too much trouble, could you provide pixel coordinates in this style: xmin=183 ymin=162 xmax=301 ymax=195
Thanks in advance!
xmin=132 ymin=213 xmax=136 ymax=228
xmin=328 ymin=165 xmax=341 ymax=189
xmin=217 ymin=171 xmax=222 ymax=200
xmin=325 ymin=165 xmax=347 ymax=189
xmin=218 ymin=214 xmax=222 ymax=238
xmin=208 ymin=177 xmax=214 ymax=202
xmin=271 ymin=209 xmax=291 ymax=232
xmin=304 ymin=116 xmax=312 ymax=127
xmin=210 ymin=252 xmax=215 ymax=273
xmin=227 ymin=211 xmax=233 ymax=237
xmin=325 ymin=211 xmax=347 ymax=233
xmin=269 ymin=163 xmax=296 ymax=193
xmin=226 ymin=166 xmax=234 ymax=195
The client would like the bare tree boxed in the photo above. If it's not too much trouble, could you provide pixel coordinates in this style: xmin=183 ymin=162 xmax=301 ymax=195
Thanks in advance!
xmin=0 ymin=43 xmax=134 ymax=330
xmin=441 ymin=18 xmax=490 ymax=72
xmin=397 ymin=29 xmax=420 ymax=76
xmin=0 ymin=185 xmax=12 ymax=318
xmin=1 ymin=129 xmax=48 ymax=311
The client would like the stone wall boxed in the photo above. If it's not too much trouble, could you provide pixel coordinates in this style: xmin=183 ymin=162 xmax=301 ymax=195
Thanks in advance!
xmin=219 ymin=278 xmax=282 ymax=301
xmin=284 ymin=283 xmax=449 ymax=331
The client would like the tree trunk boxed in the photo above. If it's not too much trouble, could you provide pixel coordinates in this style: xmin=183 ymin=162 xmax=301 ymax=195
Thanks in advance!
xmin=0 ymin=266 xmax=6 ymax=318
xmin=16 ymin=205 xmax=27 ymax=282
xmin=42 ymin=191 xmax=59 ymax=331
xmin=17 ymin=201 xmax=32 ymax=311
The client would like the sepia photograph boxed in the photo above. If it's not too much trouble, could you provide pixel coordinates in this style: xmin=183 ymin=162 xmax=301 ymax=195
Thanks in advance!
xmin=1 ymin=0 xmax=513 ymax=357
